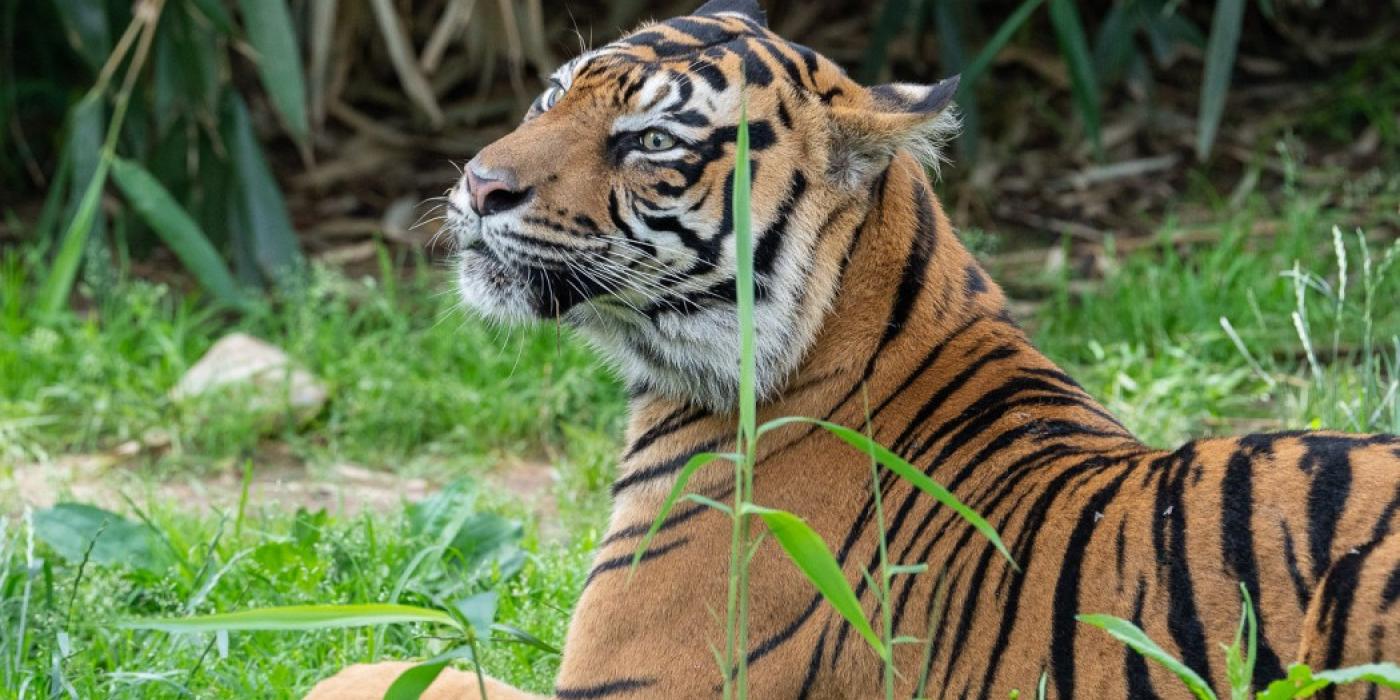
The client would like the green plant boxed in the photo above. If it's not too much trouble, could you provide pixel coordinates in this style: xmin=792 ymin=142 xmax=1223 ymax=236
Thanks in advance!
xmin=1079 ymin=583 xmax=1400 ymax=698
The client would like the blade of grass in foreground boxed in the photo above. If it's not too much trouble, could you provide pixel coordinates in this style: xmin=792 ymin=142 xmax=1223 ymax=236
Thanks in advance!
xmin=119 ymin=603 xmax=458 ymax=633
xmin=740 ymin=503 xmax=888 ymax=663
xmin=629 ymin=451 xmax=741 ymax=577
xmin=1076 ymin=613 xmax=1216 ymax=700
xmin=758 ymin=416 xmax=1017 ymax=569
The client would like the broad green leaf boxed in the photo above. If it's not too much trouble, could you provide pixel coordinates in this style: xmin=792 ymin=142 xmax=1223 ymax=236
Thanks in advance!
xmin=383 ymin=662 xmax=447 ymax=700
xmin=758 ymin=416 xmax=1016 ymax=569
xmin=222 ymin=93 xmax=304 ymax=284
xmin=383 ymin=647 xmax=476 ymax=700
xmin=1048 ymin=0 xmax=1101 ymax=156
xmin=236 ymin=0 xmax=309 ymax=142
xmin=32 ymin=502 xmax=167 ymax=574
xmin=453 ymin=591 xmax=498 ymax=640
xmin=1195 ymin=0 xmax=1246 ymax=159
xmin=740 ymin=503 xmax=888 ymax=663
xmin=110 ymin=157 xmax=248 ymax=308
xmin=121 ymin=604 xmax=458 ymax=633
xmin=1077 ymin=613 xmax=1216 ymax=700
xmin=52 ymin=0 xmax=111 ymax=69
xmin=630 ymin=452 xmax=737 ymax=575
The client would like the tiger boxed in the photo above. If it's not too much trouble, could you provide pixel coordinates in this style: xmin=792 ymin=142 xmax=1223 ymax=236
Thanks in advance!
xmin=307 ymin=1 xmax=1400 ymax=697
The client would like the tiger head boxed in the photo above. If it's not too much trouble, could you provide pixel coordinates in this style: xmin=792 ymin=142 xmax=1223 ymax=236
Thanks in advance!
xmin=446 ymin=0 xmax=959 ymax=411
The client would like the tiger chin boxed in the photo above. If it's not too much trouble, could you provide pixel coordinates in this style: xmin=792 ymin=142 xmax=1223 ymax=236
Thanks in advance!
xmin=308 ymin=1 xmax=1400 ymax=698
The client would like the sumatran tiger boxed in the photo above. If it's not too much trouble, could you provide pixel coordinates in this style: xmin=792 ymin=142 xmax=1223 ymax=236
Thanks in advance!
xmin=308 ymin=1 xmax=1400 ymax=697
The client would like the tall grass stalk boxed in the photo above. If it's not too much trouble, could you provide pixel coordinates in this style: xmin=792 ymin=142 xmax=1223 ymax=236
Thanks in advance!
xmin=723 ymin=97 xmax=756 ymax=699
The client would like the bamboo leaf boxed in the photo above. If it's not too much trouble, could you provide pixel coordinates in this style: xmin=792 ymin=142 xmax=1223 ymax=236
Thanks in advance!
xmin=740 ymin=504 xmax=888 ymax=662
xmin=222 ymin=93 xmax=304 ymax=284
xmin=629 ymin=452 xmax=738 ymax=575
xmin=236 ymin=0 xmax=309 ymax=142
xmin=110 ymin=157 xmax=248 ymax=309
xmin=383 ymin=647 xmax=478 ymax=700
xmin=1195 ymin=0 xmax=1246 ymax=159
xmin=1077 ymin=613 xmax=1216 ymax=700
xmin=860 ymin=0 xmax=914 ymax=84
xmin=119 ymin=604 xmax=459 ymax=633
xmin=758 ymin=416 xmax=1017 ymax=569
xmin=1048 ymin=0 xmax=1101 ymax=156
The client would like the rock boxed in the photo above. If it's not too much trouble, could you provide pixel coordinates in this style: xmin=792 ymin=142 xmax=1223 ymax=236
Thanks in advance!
xmin=172 ymin=333 xmax=328 ymax=426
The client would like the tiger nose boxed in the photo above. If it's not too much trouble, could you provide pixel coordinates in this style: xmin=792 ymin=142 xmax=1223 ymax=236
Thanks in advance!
xmin=465 ymin=162 xmax=533 ymax=217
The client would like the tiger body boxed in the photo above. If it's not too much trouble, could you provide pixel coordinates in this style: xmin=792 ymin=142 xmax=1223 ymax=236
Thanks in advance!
xmin=308 ymin=1 xmax=1400 ymax=698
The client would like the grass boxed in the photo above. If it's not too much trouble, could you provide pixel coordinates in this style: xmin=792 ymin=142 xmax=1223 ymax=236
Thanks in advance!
xmin=2 ymin=172 xmax=1398 ymax=697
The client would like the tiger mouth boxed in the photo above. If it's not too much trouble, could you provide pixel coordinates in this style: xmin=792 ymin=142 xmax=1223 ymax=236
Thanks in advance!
xmin=465 ymin=239 xmax=609 ymax=319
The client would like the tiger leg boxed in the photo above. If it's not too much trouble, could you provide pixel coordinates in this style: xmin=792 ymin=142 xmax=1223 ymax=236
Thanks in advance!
xmin=1295 ymin=532 xmax=1400 ymax=698
xmin=303 ymin=662 xmax=546 ymax=700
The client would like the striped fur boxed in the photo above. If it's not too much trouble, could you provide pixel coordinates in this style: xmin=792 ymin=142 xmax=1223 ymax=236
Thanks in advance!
xmin=308 ymin=1 xmax=1400 ymax=697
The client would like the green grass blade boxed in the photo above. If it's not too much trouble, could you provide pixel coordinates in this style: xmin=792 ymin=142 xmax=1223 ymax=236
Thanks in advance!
xmin=735 ymin=98 xmax=755 ymax=448
xmin=1195 ymin=0 xmax=1245 ymax=159
xmin=758 ymin=416 xmax=1017 ymax=569
xmin=110 ymin=157 xmax=248 ymax=309
xmin=739 ymin=503 xmax=888 ymax=663
xmin=1047 ymin=0 xmax=1101 ymax=156
xmin=629 ymin=452 xmax=738 ymax=575
xmin=490 ymin=623 xmax=560 ymax=655
xmin=236 ymin=0 xmax=308 ymax=142
xmin=118 ymin=604 xmax=459 ymax=633
xmin=1077 ymin=613 xmax=1217 ymax=700
xmin=38 ymin=94 xmax=109 ymax=316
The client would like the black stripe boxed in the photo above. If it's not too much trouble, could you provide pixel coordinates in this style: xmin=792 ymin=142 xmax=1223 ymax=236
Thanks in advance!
xmin=1157 ymin=444 xmax=1217 ymax=694
xmin=584 ymin=537 xmax=690 ymax=587
xmin=753 ymin=172 xmax=807 ymax=276
xmin=1383 ymin=562 xmax=1400 ymax=611
xmin=796 ymin=622 xmax=829 ymax=700
xmin=1220 ymin=441 xmax=1287 ymax=684
xmin=1125 ymin=577 xmax=1161 ymax=699
xmin=624 ymin=405 xmax=705 ymax=459
xmin=1050 ymin=469 xmax=1133 ymax=700
xmin=556 ymin=678 xmax=657 ymax=699
xmin=1303 ymin=436 xmax=1354 ymax=580
xmin=611 ymin=440 xmax=724 ymax=496
xmin=878 ymin=181 xmax=937 ymax=349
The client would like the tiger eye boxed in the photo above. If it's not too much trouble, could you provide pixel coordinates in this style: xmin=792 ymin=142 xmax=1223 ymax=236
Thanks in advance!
xmin=640 ymin=129 xmax=677 ymax=151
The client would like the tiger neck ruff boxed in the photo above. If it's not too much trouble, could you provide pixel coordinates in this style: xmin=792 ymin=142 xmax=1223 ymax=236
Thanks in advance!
xmin=309 ymin=1 xmax=1400 ymax=698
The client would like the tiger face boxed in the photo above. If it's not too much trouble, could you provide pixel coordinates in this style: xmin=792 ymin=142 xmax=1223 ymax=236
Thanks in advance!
xmin=446 ymin=0 xmax=959 ymax=410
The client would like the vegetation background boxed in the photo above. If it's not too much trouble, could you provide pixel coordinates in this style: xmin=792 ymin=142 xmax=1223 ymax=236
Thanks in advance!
xmin=1 ymin=0 xmax=1398 ymax=697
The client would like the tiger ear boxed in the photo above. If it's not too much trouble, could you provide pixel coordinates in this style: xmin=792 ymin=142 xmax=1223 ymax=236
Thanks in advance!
xmin=827 ymin=76 xmax=960 ymax=189
xmin=694 ymin=0 xmax=766 ymax=26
